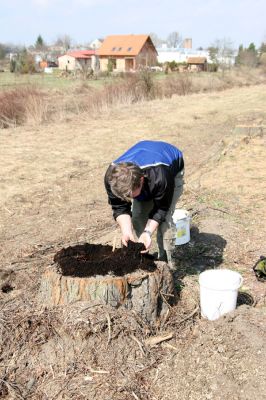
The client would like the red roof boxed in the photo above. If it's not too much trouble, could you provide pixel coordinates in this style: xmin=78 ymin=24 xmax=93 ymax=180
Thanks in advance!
xmin=66 ymin=50 xmax=96 ymax=59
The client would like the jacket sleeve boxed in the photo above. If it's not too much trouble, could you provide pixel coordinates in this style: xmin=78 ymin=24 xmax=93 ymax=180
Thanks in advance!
xmin=148 ymin=166 xmax=175 ymax=224
xmin=104 ymin=166 xmax=132 ymax=220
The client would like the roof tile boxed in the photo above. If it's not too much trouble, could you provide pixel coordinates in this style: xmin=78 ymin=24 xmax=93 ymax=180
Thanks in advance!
xmin=97 ymin=35 xmax=156 ymax=56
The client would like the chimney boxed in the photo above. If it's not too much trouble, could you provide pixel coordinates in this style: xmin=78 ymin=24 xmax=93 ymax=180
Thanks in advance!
xmin=182 ymin=38 xmax=192 ymax=49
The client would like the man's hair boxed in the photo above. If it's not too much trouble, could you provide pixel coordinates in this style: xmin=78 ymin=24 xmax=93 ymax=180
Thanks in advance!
xmin=106 ymin=162 xmax=143 ymax=202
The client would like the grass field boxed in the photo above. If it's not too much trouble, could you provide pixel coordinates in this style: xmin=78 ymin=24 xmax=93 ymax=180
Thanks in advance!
xmin=1 ymin=66 xmax=265 ymax=93
xmin=0 ymin=70 xmax=115 ymax=91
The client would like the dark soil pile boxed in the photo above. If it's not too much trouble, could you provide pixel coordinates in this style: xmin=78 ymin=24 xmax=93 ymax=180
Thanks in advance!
xmin=54 ymin=241 xmax=157 ymax=277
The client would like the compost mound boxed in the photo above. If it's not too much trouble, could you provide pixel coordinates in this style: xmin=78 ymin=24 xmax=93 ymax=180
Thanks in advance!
xmin=54 ymin=241 xmax=156 ymax=277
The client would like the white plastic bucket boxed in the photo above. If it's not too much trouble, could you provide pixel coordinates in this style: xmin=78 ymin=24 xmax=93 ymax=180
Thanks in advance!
xmin=172 ymin=209 xmax=190 ymax=245
xmin=199 ymin=269 xmax=243 ymax=321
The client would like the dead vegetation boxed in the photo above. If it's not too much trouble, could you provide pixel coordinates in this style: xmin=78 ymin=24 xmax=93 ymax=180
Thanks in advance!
xmin=0 ymin=87 xmax=48 ymax=128
xmin=0 ymin=67 xmax=265 ymax=128
xmin=0 ymin=290 xmax=201 ymax=399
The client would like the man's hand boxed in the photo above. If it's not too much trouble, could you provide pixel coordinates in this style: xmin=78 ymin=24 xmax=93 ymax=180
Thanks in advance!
xmin=138 ymin=219 xmax=159 ymax=253
xmin=116 ymin=214 xmax=135 ymax=247
xmin=121 ymin=231 xmax=135 ymax=247
xmin=138 ymin=231 xmax=152 ymax=253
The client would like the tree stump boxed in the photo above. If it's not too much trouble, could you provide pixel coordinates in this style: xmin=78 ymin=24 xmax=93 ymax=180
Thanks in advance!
xmin=39 ymin=242 xmax=175 ymax=323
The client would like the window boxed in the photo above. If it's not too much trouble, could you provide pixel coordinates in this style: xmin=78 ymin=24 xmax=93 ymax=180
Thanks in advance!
xmin=112 ymin=47 xmax=116 ymax=51
xmin=127 ymin=47 xmax=132 ymax=51
xmin=118 ymin=47 xmax=122 ymax=51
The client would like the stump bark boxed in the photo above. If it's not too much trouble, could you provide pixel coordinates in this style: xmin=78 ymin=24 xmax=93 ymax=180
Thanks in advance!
xmin=39 ymin=261 xmax=174 ymax=323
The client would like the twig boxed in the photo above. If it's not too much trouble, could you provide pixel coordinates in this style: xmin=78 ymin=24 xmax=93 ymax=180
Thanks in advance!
xmin=112 ymin=233 xmax=117 ymax=252
xmin=152 ymin=368 xmax=160 ymax=384
xmin=89 ymin=368 xmax=109 ymax=374
xmin=160 ymin=292 xmax=175 ymax=297
xmin=160 ymin=291 xmax=173 ymax=310
xmin=161 ymin=342 xmax=178 ymax=351
xmin=130 ymin=334 xmax=146 ymax=356
xmin=178 ymin=306 xmax=199 ymax=326
xmin=3 ymin=206 xmax=13 ymax=215
xmin=144 ymin=332 xmax=173 ymax=347
xmin=208 ymin=206 xmax=231 ymax=215
xmin=81 ymin=303 xmax=103 ymax=312
xmin=50 ymin=364 xmax=55 ymax=379
xmin=132 ymin=391 xmax=140 ymax=400
xmin=106 ymin=313 xmax=111 ymax=346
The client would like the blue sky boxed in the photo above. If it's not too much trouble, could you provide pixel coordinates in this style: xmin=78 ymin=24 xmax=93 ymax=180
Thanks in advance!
xmin=1 ymin=0 xmax=265 ymax=49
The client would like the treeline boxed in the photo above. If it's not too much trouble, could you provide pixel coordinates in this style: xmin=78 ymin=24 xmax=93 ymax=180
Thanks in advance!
xmin=235 ymin=42 xmax=266 ymax=67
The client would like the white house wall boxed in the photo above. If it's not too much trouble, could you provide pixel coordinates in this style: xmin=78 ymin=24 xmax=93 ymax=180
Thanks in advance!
xmin=99 ymin=58 xmax=109 ymax=71
xmin=116 ymin=59 xmax=125 ymax=71
xmin=157 ymin=48 xmax=210 ymax=63
xmin=58 ymin=55 xmax=76 ymax=70
xmin=58 ymin=55 xmax=98 ymax=71
xmin=91 ymin=55 xmax=99 ymax=70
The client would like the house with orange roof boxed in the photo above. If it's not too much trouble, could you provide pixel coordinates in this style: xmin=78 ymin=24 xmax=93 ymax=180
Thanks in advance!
xmin=97 ymin=34 xmax=157 ymax=72
xmin=58 ymin=50 xmax=98 ymax=71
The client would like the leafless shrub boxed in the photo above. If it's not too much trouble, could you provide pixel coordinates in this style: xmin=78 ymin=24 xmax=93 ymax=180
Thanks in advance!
xmin=162 ymin=74 xmax=194 ymax=97
xmin=0 ymin=89 xmax=26 ymax=128
xmin=83 ymin=72 xmax=163 ymax=114
xmin=0 ymin=87 xmax=49 ymax=128
xmin=24 ymin=91 xmax=50 ymax=125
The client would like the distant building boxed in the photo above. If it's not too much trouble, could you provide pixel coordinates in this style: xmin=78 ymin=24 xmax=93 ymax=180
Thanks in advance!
xmin=58 ymin=50 xmax=97 ymax=71
xmin=90 ymin=39 xmax=103 ymax=50
xmin=157 ymin=43 xmax=210 ymax=64
xmin=182 ymin=38 xmax=192 ymax=49
xmin=97 ymin=34 xmax=157 ymax=72
xmin=187 ymin=57 xmax=207 ymax=71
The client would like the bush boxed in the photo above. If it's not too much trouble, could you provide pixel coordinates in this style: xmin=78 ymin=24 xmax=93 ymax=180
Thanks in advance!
xmin=207 ymin=63 xmax=218 ymax=72
xmin=163 ymin=74 xmax=194 ymax=97
xmin=10 ymin=50 xmax=36 ymax=74
xmin=0 ymin=87 xmax=48 ymax=128
xmin=83 ymin=72 xmax=162 ymax=113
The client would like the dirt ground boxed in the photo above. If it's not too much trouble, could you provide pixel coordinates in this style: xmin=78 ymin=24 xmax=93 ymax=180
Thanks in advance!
xmin=0 ymin=84 xmax=265 ymax=399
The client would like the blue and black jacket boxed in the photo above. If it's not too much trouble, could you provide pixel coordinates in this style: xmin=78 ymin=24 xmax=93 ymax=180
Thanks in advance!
xmin=104 ymin=140 xmax=184 ymax=224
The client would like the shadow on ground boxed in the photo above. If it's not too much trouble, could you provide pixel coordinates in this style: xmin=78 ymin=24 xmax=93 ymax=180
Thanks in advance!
xmin=172 ymin=225 xmax=227 ymax=280
xmin=172 ymin=225 xmax=256 ymax=308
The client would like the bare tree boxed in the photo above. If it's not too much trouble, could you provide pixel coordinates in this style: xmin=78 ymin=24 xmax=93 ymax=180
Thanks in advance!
xmin=54 ymin=35 xmax=73 ymax=51
xmin=149 ymin=32 xmax=164 ymax=47
xmin=167 ymin=31 xmax=182 ymax=48
xmin=208 ymin=38 xmax=235 ymax=71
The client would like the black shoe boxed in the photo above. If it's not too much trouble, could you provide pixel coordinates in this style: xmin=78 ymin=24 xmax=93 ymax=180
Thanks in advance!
xmin=158 ymin=254 xmax=168 ymax=263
